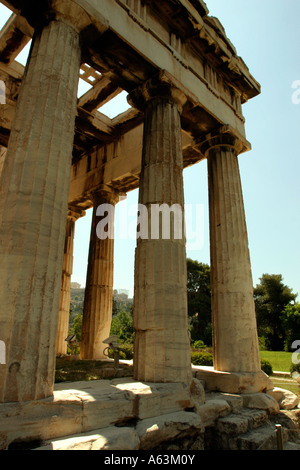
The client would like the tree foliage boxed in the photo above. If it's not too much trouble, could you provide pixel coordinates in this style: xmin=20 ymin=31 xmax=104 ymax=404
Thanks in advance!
xmin=282 ymin=303 xmax=300 ymax=352
xmin=254 ymin=274 xmax=297 ymax=351
xmin=70 ymin=313 xmax=83 ymax=342
xmin=187 ymin=258 xmax=212 ymax=345
xmin=67 ymin=268 xmax=298 ymax=355
xmin=110 ymin=311 xmax=134 ymax=344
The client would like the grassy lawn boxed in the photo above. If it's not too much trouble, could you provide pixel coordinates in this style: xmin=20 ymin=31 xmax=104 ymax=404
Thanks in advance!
xmin=260 ymin=350 xmax=300 ymax=398
xmin=271 ymin=377 xmax=300 ymax=397
xmin=260 ymin=350 xmax=293 ymax=373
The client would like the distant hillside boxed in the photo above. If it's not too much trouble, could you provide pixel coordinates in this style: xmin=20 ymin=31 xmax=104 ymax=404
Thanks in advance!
xmin=68 ymin=288 xmax=133 ymax=326
xmin=69 ymin=288 xmax=85 ymax=326
xmin=70 ymin=288 xmax=85 ymax=300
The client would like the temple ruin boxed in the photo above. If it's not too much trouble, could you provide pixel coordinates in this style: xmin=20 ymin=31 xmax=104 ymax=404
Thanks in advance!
xmin=0 ymin=0 xmax=299 ymax=451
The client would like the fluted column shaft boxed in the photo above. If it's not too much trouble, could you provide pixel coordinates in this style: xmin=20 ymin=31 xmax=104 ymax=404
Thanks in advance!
xmin=80 ymin=188 xmax=119 ymax=360
xmin=201 ymin=129 xmax=260 ymax=373
xmin=0 ymin=19 xmax=81 ymax=402
xmin=56 ymin=206 xmax=85 ymax=356
xmin=129 ymin=79 xmax=191 ymax=384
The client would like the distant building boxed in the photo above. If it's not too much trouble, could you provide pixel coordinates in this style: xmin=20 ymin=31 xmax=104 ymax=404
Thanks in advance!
xmin=71 ymin=282 xmax=81 ymax=289
xmin=117 ymin=289 xmax=129 ymax=297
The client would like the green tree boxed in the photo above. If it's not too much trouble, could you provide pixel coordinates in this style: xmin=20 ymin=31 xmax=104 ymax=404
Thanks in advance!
xmin=254 ymin=274 xmax=297 ymax=351
xmin=112 ymin=297 xmax=119 ymax=316
xmin=110 ymin=311 xmax=134 ymax=344
xmin=187 ymin=258 xmax=212 ymax=345
xmin=70 ymin=312 xmax=83 ymax=342
xmin=282 ymin=303 xmax=300 ymax=351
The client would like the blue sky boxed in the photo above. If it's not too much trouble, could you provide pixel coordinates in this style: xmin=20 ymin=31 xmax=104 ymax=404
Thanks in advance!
xmin=0 ymin=1 xmax=299 ymax=299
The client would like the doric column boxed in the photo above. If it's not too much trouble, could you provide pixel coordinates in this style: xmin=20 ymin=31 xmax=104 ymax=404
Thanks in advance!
xmin=198 ymin=126 xmax=261 ymax=373
xmin=56 ymin=206 xmax=86 ymax=356
xmin=128 ymin=74 xmax=192 ymax=384
xmin=80 ymin=186 xmax=119 ymax=360
xmin=0 ymin=18 xmax=81 ymax=402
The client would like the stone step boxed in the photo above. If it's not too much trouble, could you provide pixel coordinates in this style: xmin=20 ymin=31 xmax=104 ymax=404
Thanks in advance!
xmin=1 ymin=379 xmax=195 ymax=449
xmin=232 ymin=423 xmax=289 ymax=451
xmin=205 ymin=392 xmax=244 ymax=413
xmin=216 ymin=409 xmax=269 ymax=437
xmin=33 ymin=425 xmax=140 ymax=451
xmin=284 ymin=441 xmax=300 ymax=450
xmin=34 ymin=410 xmax=205 ymax=451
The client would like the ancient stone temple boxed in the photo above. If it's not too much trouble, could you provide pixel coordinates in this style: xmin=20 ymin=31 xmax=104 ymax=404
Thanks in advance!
xmin=1 ymin=0 xmax=298 ymax=451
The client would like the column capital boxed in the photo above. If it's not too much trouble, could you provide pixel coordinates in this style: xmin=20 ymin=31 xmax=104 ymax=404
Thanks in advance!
xmin=194 ymin=125 xmax=251 ymax=158
xmin=128 ymin=71 xmax=187 ymax=114
xmin=22 ymin=0 xmax=108 ymax=35
xmin=67 ymin=204 xmax=86 ymax=221
xmin=89 ymin=184 xmax=122 ymax=206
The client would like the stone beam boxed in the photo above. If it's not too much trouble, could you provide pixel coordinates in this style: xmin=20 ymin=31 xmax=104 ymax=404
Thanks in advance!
xmin=1 ymin=0 xmax=109 ymax=36
xmin=2 ymin=0 xmax=260 ymax=139
xmin=0 ymin=59 xmax=23 ymax=80
xmin=78 ymin=74 xmax=123 ymax=113
xmin=81 ymin=0 xmax=260 ymax=135
xmin=0 ymin=61 xmax=22 ymax=145
xmin=0 ymin=0 xmax=19 ymax=14
xmin=0 ymin=61 xmax=123 ymax=148
xmin=76 ymin=108 xmax=120 ymax=142
xmin=68 ymin=124 xmax=199 ymax=208
xmin=0 ymin=13 xmax=32 ymax=64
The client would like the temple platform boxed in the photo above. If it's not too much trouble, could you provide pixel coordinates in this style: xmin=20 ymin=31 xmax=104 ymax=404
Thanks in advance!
xmin=1 ymin=367 xmax=299 ymax=451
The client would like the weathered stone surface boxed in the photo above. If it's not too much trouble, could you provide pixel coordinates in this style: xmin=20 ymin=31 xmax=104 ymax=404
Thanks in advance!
xmin=36 ymin=426 xmax=140 ymax=451
xmin=80 ymin=188 xmax=119 ymax=360
xmin=0 ymin=2 xmax=268 ymax=453
xmin=136 ymin=411 xmax=203 ymax=450
xmin=198 ymin=128 xmax=261 ymax=374
xmin=0 ymin=380 xmax=133 ymax=449
xmin=0 ymin=17 xmax=81 ymax=403
xmin=131 ymin=85 xmax=191 ymax=384
xmin=0 ymin=396 xmax=83 ymax=451
xmin=196 ymin=398 xmax=231 ymax=427
xmin=267 ymin=387 xmax=286 ymax=403
xmin=217 ymin=413 xmax=249 ymax=436
xmin=206 ymin=392 xmax=244 ymax=412
xmin=112 ymin=378 xmax=193 ymax=419
xmin=190 ymin=378 xmax=205 ymax=412
xmin=56 ymin=207 xmax=85 ymax=355
xmin=216 ymin=409 xmax=268 ymax=436
xmin=242 ymin=393 xmax=280 ymax=414
xmin=234 ymin=424 xmax=279 ymax=451
xmin=0 ymin=378 xmax=196 ymax=449
xmin=194 ymin=367 xmax=273 ymax=394
xmin=280 ymin=392 xmax=299 ymax=411
xmin=3 ymin=375 xmax=297 ymax=451
xmin=267 ymin=387 xmax=300 ymax=410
